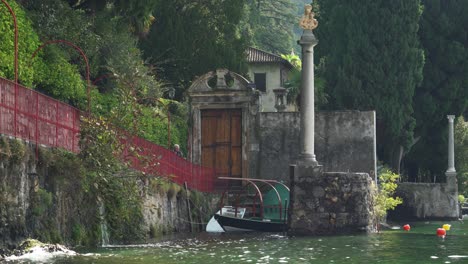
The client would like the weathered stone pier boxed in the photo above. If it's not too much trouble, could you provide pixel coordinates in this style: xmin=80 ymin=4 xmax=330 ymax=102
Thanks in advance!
xmin=288 ymin=5 xmax=375 ymax=235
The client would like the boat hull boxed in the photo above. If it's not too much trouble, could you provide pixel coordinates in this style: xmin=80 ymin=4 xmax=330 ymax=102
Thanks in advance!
xmin=214 ymin=214 xmax=287 ymax=232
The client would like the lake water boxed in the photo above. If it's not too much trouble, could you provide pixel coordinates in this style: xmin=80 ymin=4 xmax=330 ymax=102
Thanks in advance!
xmin=8 ymin=220 xmax=468 ymax=264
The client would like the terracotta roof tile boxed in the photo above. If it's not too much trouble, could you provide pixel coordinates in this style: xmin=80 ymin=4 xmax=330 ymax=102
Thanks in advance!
xmin=246 ymin=47 xmax=293 ymax=69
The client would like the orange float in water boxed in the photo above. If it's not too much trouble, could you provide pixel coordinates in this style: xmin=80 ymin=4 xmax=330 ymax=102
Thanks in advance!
xmin=403 ymin=224 xmax=411 ymax=231
xmin=436 ymin=228 xmax=446 ymax=237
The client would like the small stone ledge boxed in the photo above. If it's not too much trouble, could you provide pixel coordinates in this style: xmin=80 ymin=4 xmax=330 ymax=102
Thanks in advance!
xmin=388 ymin=182 xmax=459 ymax=221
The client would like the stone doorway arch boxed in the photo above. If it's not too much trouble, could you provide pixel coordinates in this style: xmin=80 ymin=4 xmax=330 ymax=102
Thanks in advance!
xmin=187 ymin=69 xmax=260 ymax=180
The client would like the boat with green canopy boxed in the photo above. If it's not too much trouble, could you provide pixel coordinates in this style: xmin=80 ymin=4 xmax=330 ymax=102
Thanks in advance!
xmin=206 ymin=177 xmax=289 ymax=232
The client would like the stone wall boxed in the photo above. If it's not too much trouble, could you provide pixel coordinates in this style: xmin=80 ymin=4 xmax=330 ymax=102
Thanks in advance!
xmin=144 ymin=185 xmax=196 ymax=236
xmin=256 ymin=111 xmax=376 ymax=183
xmin=0 ymin=137 xmax=211 ymax=249
xmin=288 ymin=167 xmax=375 ymax=236
xmin=388 ymin=182 xmax=459 ymax=221
xmin=0 ymin=138 xmax=37 ymax=248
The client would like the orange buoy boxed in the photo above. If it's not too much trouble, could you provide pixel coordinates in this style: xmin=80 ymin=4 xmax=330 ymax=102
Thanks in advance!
xmin=436 ymin=228 xmax=446 ymax=237
xmin=403 ymin=224 xmax=411 ymax=231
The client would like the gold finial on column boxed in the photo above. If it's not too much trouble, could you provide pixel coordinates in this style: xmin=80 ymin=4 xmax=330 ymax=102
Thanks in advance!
xmin=299 ymin=4 xmax=318 ymax=31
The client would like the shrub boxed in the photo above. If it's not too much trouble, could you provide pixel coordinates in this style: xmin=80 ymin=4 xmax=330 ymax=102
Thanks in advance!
xmin=374 ymin=168 xmax=403 ymax=224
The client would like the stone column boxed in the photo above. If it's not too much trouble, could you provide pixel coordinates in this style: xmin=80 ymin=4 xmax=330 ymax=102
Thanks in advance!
xmin=445 ymin=115 xmax=459 ymax=219
xmin=298 ymin=29 xmax=319 ymax=165
xmin=446 ymin=115 xmax=456 ymax=173
xmin=289 ymin=4 xmax=375 ymax=236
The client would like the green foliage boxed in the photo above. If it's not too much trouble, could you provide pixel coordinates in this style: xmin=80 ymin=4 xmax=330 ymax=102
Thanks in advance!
xmin=105 ymin=48 xmax=164 ymax=135
xmin=79 ymin=116 xmax=145 ymax=243
xmin=33 ymin=51 xmax=87 ymax=107
xmin=23 ymin=0 xmax=102 ymax=76
xmin=71 ymin=223 xmax=87 ymax=246
xmin=151 ymin=177 xmax=183 ymax=199
xmin=22 ymin=0 xmax=163 ymax=109
xmin=65 ymin=0 xmax=158 ymax=34
xmin=374 ymin=169 xmax=403 ymax=221
xmin=403 ymin=0 xmax=468 ymax=181
xmin=33 ymin=221 xmax=62 ymax=244
xmin=29 ymin=186 xmax=58 ymax=243
xmin=316 ymin=0 xmax=424 ymax=173
xmin=20 ymin=145 xmax=99 ymax=246
xmin=281 ymin=52 xmax=328 ymax=109
xmin=281 ymin=52 xmax=301 ymax=68
xmin=17 ymin=239 xmax=45 ymax=251
xmin=455 ymin=117 xmax=468 ymax=195
xmin=244 ymin=0 xmax=297 ymax=54
xmin=140 ymin=0 xmax=248 ymax=99
xmin=459 ymin=195 xmax=465 ymax=204
xmin=0 ymin=0 xmax=40 ymax=86
xmin=0 ymin=0 xmax=88 ymax=107
xmin=79 ymin=116 xmax=123 ymax=173
xmin=32 ymin=188 xmax=53 ymax=216
xmin=0 ymin=137 xmax=18 ymax=162
xmin=100 ymin=174 xmax=144 ymax=243
xmin=149 ymin=224 xmax=158 ymax=239
xmin=8 ymin=138 xmax=27 ymax=163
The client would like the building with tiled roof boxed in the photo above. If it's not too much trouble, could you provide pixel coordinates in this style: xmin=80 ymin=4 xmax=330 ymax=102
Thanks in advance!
xmin=247 ymin=47 xmax=294 ymax=67
xmin=246 ymin=47 xmax=295 ymax=112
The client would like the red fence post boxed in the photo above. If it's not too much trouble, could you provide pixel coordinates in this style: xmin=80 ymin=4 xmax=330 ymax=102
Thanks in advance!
xmin=72 ymin=109 xmax=76 ymax=153
xmin=55 ymin=101 xmax=58 ymax=147
xmin=35 ymin=91 xmax=39 ymax=159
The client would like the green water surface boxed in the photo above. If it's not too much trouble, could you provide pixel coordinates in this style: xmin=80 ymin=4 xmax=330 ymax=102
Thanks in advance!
xmin=13 ymin=221 xmax=468 ymax=263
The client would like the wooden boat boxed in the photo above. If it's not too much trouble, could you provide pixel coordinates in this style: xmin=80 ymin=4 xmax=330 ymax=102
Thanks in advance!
xmin=206 ymin=177 xmax=289 ymax=232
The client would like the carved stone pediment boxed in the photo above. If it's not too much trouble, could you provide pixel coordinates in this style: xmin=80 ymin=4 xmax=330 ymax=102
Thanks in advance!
xmin=188 ymin=68 xmax=252 ymax=94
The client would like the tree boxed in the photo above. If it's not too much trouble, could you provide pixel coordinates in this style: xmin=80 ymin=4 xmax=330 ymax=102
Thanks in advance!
xmin=402 ymin=0 xmax=468 ymax=181
xmin=106 ymin=48 xmax=163 ymax=133
xmin=21 ymin=0 xmax=165 ymax=109
xmin=373 ymin=168 xmax=403 ymax=230
xmin=140 ymin=0 xmax=248 ymax=99
xmin=244 ymin=0 xmax=297 ymax=54
xmin=316 ymin=0 xmax=424 ymax=173
xmin=63 ymin=0 xmax=157 ymax=33
xmin=0 ymin=0 xmax=45 ymax=86
xmin=1 ymin=0 xmax=87 ymax=106
xmin=455 ymin=117 xmax=468 ymax=195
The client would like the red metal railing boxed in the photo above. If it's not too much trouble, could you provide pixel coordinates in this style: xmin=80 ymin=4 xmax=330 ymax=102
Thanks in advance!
xmin=0 ymin=77 xmax=217 ymax=192
xmin=120 ymin=134 xmax=216 ymax=192
xmin=0 ymin=77 xmax=80 ymax=152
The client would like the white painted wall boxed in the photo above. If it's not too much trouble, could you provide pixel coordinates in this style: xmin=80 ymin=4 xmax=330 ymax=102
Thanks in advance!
xmin=247 ymin=63 xmax=279 ymax=112
xmin=247 ymin=63 xmax=296 ymax=112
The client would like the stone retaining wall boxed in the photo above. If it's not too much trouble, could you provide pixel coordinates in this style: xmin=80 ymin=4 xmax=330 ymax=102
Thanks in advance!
xmin=256 ymin=111 xmax=376 ymax=184
xmin=0 ymin=138 xmax=209 ymax=248
xmin=388 ymin=182 xmax=459 ymax=220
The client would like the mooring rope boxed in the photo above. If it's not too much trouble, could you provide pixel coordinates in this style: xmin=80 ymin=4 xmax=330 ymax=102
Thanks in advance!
xmin=174 ymin=215 xmax=210 ymax=225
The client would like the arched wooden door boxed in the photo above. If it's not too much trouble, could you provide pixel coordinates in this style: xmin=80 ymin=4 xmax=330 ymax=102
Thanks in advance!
xmin=201 ymin=109 xmax=242 ymax=179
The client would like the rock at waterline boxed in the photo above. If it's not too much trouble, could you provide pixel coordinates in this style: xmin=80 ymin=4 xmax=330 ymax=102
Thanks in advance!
xmin=2 ymin=239 xmax=77 ymax=262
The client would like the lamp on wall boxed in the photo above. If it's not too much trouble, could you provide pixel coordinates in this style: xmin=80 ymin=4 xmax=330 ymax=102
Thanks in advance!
xmin=273 ymin=87 xmax=287 ymax=112
xmin=247 ymin=82 xmax=257 ymax=91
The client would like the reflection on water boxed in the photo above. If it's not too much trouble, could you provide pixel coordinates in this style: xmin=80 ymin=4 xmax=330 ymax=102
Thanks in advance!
xmin=8 ymin=221 xmax=468 ymax=264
